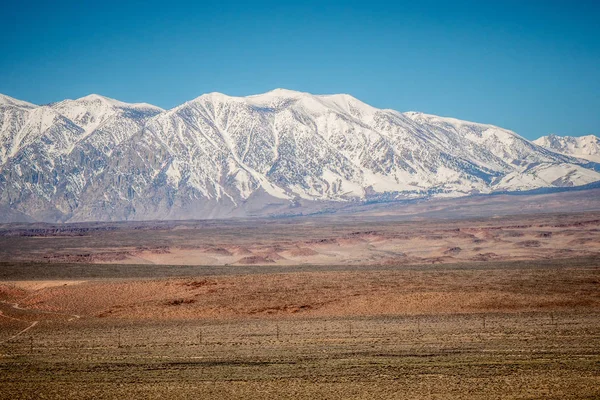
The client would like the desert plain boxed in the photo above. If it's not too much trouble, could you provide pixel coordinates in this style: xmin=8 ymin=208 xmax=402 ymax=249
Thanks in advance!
xmin=1 ymin=194 xmax=600 ymax=399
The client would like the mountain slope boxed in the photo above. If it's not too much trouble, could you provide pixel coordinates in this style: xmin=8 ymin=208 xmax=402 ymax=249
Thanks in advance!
xmin=0 ymin=90 xmax=599 ymax=222
xmin=0 ymin=93 xmax=36 ymax=108
xmin=0 ymin=95 xmax=162 ymax=221
xmin=534 ymin=134 xmax=600 ymax=163
xmin=0 ymin=94 xmax=39 ymax=165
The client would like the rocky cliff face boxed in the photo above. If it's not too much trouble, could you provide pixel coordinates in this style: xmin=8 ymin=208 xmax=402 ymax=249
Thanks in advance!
xmin=1 ymin=89 xmax=599 ymax=222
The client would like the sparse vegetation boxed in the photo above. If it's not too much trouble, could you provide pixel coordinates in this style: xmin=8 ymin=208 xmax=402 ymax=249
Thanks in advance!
xmin=1 ymin=213 xmax=599 ymax=398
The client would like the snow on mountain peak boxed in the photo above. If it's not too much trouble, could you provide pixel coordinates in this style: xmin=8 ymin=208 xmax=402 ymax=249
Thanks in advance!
xmin=403 ymin=111 xmax=496 ymax=129
xmin=72 ymin=94 xmax=162 ymax=111
xmin=0 ymin=93 xmax=36 ymax=109
xmin=260 ymin=88 xmax=306 ymax=97
xmin=180 ymin=89 xmax=376 ymax=119
xmin=244 ymin=88 xmax=307 ymax=108
xmin=50 ymin=94 xmax=162 ymax=136
xmin=0 ymin=90 xmax=599 ymax=222
xmin=191 ymin=91 xmax=239 ymax=103
xmin=534 ymin=134 xmax=600 ymax=163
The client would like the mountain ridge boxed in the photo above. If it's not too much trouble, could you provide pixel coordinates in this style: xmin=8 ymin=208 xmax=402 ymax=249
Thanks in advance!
xmin=1 ymin=90 xmax=599 ymax=222
xmin=534 ymin=134 xmax=600 ymax=163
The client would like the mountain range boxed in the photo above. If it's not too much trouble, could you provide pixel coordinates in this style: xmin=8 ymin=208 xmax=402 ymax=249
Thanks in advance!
xmin=534 ymin=134 xmax=600 ymax=163
xmin=0 ymin=89 xmax=598 ymax=222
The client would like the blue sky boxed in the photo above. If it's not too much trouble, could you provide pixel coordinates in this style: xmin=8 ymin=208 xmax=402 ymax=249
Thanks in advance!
xmin=1 ymin=0 xmax=598 ymax=140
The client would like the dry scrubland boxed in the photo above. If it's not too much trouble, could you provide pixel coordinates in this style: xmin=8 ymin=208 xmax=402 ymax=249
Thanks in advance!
xmin=0 ymin=212 xmax=599 ymax=399
xmin=1 ymin=210 xmax=600 ymax=267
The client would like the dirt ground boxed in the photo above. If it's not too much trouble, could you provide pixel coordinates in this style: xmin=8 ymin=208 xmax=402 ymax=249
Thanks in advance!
xmin=1 ymin=312 xmax=599 ymax=399
xmin=1 ymin=257 xmax=599 ymax=399
xmin=0 ymin=212 xmax=599 ymax=399
xmin=1 ymin=258 xmax=599 ymax=320
xmin=1 ymin=211 xmax=599 ymax=267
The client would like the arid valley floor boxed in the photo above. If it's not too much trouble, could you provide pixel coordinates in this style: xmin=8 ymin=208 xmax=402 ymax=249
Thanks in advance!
xmin=1 ymin=200 xmax=599 ymax=398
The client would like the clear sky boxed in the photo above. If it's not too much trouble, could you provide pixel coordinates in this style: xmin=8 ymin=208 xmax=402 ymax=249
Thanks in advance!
xmin=1 ymin=0 xmax=598 ymax=140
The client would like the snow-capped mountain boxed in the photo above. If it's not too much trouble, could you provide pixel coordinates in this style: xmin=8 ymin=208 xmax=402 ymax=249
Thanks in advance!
xmin=534 ymin=134 xmax=600 ymax=163
xmin=0 ymin=89 xmax=599 ymax=222
xmin=0 ymin=93 xmax=162 ymax=221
